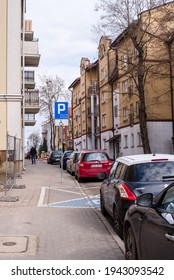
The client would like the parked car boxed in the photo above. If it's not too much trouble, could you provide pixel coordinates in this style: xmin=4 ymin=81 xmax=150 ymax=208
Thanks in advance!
xmin=100 ymin=153 xmax=174 ymax=238
xmin=66 ymin=151 xmax=80 ymax=175
xmin=59 ymin=150 xmax=73 ymax=170
xmin=124 ymin=182 xmax=174 ymax=259
xmin=75 ymin=150 xmax=112 ymax=182
xmin=47 ymin=150 xmax=62 ymax=165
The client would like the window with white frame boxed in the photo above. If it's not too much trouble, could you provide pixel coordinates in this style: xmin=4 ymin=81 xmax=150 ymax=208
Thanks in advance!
xmin=102 ymin=114 xmax=106 ymax=127
xmin=124 ymin=135 xmax=128 ymax=148
xmin=123 ymin=107 xmax=128 ymax=121
xmin=122 ymin=79 xmax=128 ymax=94
xmin=121 ymin=54 xmax=127 ymax=67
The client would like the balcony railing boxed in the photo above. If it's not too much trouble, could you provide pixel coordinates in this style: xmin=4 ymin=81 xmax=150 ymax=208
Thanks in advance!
xmin=24 ymin=114 xmax=36 ymax=126
xmin=25 ymin=90 xmax=40 ymax=114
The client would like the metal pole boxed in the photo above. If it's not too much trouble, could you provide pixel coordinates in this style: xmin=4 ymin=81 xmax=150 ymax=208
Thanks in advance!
xmin=60 ymin=121 xmax=63 ymax=182
xmin=22 ymin=0 xmax=26 ymax=170
xmin=91 ymin=85 xmax=95 ymax=149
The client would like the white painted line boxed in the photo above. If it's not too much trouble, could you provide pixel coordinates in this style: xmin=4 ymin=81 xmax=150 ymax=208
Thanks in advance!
xmin=37 ymin=187 xmax=48 ymax=207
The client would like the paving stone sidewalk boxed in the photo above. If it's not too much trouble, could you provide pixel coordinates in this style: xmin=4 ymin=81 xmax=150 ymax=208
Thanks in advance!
xmin=0 ymin=159 xmax=124 ymax=260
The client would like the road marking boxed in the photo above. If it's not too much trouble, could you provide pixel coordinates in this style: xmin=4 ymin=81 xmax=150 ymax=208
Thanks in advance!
xmin=48 ymin=196 xmax=100 ymax=208
xmin=37 ymin=187 xmax=100 ymax=208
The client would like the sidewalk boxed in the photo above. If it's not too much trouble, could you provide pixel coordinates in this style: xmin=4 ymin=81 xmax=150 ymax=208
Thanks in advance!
xmin=0 ymin=159 xmax=124 ymax=260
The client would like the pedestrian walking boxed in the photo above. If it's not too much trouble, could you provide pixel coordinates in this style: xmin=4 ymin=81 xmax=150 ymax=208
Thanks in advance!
xmin=30 ymin=146 xmax=37 ymax=164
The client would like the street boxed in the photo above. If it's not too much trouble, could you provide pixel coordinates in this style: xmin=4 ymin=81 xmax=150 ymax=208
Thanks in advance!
xmin=0 ymin=159 xmax=124 ymax=260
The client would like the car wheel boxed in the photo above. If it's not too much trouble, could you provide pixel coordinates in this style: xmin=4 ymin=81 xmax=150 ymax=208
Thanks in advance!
xmin=100 ymin=192 xmax=107 ymax=215
xmin=113 ymin=206 xmax=123 ymax=239
xmin=125 ymin=227 xmax=138 ymax=260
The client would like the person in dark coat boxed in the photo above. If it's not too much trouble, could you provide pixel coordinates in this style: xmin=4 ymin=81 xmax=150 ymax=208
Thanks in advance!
xmin=30 ymin=146 xmax=37 ymax=164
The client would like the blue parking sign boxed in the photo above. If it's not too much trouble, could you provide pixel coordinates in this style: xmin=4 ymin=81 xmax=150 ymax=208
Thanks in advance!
xmin=54 ymin=102 xmax=68 ymax=119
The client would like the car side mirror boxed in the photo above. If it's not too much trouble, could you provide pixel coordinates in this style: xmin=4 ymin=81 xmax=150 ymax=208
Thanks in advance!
xmin=136 ymin=193 xmax=153 ymax=207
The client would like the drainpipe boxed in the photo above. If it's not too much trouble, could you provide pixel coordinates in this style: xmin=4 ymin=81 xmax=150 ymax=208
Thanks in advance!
xmin=167 ymin=41 xmax=174 ymax=153
xmin=22 ymin=0 xmax=26 ymax=170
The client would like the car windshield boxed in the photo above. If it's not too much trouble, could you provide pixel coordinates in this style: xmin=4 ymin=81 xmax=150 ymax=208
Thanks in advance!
xmin=52 ymin=151 xmax=61 ymax=157
xmin=82 ymin=152 xmax=109 ymax=162
xmin=127 ymin=161 xmax=174 ymax=182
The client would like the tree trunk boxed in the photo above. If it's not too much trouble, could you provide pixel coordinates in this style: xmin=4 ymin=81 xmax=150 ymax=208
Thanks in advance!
xmin=137 ymin=49 xmax=151 ymax=154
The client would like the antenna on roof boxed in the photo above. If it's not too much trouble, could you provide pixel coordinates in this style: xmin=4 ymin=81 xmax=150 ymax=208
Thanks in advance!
xmin=152 ymin=148 xmax=156 ymax=156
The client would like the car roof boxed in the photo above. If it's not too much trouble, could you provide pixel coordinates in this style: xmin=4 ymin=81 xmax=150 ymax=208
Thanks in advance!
xmin=116 ymin=154 xmax=174 ymax=166
xmin=80 ymin=150 xmax=108 ymax=153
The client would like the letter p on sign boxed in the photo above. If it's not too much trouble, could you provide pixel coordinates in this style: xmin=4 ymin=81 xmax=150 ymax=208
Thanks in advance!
xmin=54 ymin=102 xmax=68 ymax=120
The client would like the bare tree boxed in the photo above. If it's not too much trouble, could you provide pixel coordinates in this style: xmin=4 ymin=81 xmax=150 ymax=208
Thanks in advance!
xmin=28 ymin=131 xmax=41 ymax=150
xmin=95 ymin=0 xmax=174 ymax=153
xmin=39 ymin=74 xmax=70 ymax=150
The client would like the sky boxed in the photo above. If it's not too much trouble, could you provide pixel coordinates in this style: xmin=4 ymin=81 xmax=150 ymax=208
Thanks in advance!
xmin=26 ymin=0 xmax=100 ymax=87
xmin=25 ymin=0 xmax=101 ymax=140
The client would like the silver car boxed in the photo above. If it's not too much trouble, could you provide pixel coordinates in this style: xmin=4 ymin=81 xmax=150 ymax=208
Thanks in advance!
xmin=66 ymin=151 xmax=80 ymax=175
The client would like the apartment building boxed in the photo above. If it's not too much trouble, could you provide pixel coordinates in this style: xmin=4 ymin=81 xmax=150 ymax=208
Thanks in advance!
xmin=109 ymin=1 xmax=174 ymax=156
xmin=0 ymin=0 xmax=40 ymax=180
xmin=69 ymin=58 xmax=99 ymax=151
xmin=69 ymin=1 xmax=174 ymax=159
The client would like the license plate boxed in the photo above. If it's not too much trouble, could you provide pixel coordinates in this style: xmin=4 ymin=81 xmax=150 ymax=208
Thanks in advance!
xmin=91 ymin=164 xmax=102 ymax=168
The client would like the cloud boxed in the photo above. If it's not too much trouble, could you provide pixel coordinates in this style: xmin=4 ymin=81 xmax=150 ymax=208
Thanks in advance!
xmin=26 ymin=0 xmax=100 ymax=88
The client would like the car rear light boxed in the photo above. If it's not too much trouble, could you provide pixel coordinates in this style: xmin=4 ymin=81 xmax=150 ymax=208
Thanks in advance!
xmin=79 ymin=163 xmax=84 ymax=167
xmin=118 ymin=183 xmax=136 ymax=201
xmin=151 ymin=158 xmax=168 ymax=161
xmin=109 ymin=162 xmax=112 ymax=166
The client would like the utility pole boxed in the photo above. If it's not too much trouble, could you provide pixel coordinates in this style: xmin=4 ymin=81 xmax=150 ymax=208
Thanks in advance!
xmin=91 ymin=81 xmax=96 ymax=149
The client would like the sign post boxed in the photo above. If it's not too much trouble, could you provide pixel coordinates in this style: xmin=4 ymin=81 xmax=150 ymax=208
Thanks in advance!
xmin=54 ymin=102 xmax=69 ymax=183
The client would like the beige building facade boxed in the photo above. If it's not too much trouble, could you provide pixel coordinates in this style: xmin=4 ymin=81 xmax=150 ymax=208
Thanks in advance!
xmin=0 ymin=0 xmax=40 ymax=181
xmin=69 ymin=1 xmax=174 ymax=159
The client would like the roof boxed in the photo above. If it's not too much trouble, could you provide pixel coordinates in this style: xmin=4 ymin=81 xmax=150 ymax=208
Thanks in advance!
xmin=117 ymin=154 xmax=174 ymax=166
xmin=68 ymin=77 xmax=80 ymax=89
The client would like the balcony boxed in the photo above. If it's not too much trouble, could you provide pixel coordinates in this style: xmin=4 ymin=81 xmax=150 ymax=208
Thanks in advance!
xmin=24 ymin=114 xmax=36 ymax=126
xmin=25 ymin=90 xmax=40 ymax=114
xmin=21 ymin=39 xmax=41 ymax=67
xmin=23 ymin=70 xmax=35 ymax=89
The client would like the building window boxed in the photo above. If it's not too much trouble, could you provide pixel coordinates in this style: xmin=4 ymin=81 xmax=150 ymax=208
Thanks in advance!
xmin=123 ymin=107 xmax=128 ymax=121
xmin=121 ymin=54 xmax=127 ymax=68
xmin=101 ymin=91 xmax=106 ymax=103
xmin=124 ymin=135 xmax=128 ymax=148
xmin=131 ymin=133 xmax=134 ymax=148
xmin=101 ymin=68 xmax=106 ymax=81
xmin=137 ymin=132 xmax=142 ymax=146
xmin=122 ymin=79 xmax=128 ymax=94
xmin=102 ymin=114 xmax=106 ymax=127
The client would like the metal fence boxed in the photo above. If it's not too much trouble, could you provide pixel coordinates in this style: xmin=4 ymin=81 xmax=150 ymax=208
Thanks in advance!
xmin=0 ymin=134 xmax=22 ymax=199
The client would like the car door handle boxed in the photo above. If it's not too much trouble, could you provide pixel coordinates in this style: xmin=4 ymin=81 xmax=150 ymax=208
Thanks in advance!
xmin=165 ymin=234 xmax=174 ymax=242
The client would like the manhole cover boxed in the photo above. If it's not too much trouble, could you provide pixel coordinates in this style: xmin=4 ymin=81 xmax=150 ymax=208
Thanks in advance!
xmin=2 ymin=242 xmax=17 ymax=246
xmin=0 ymin=236 xmax=28 ymax=253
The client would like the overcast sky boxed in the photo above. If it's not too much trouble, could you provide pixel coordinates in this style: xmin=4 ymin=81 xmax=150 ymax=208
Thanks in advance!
xmin=25 ymin=0 xmax=101 ymax=141
xmin=26 ymin=0 xmax=100 ymax=88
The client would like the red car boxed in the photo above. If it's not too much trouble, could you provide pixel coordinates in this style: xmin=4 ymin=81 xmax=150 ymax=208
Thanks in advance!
xmin=75 ymin=150 xmax=112 ymax=182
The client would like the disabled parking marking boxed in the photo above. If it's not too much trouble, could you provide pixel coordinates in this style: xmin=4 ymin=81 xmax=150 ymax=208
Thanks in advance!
xmin=48 ymin=196 xmax=100 ymax=208
xmin=37 ymin=187 xmax=100 ymax=208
